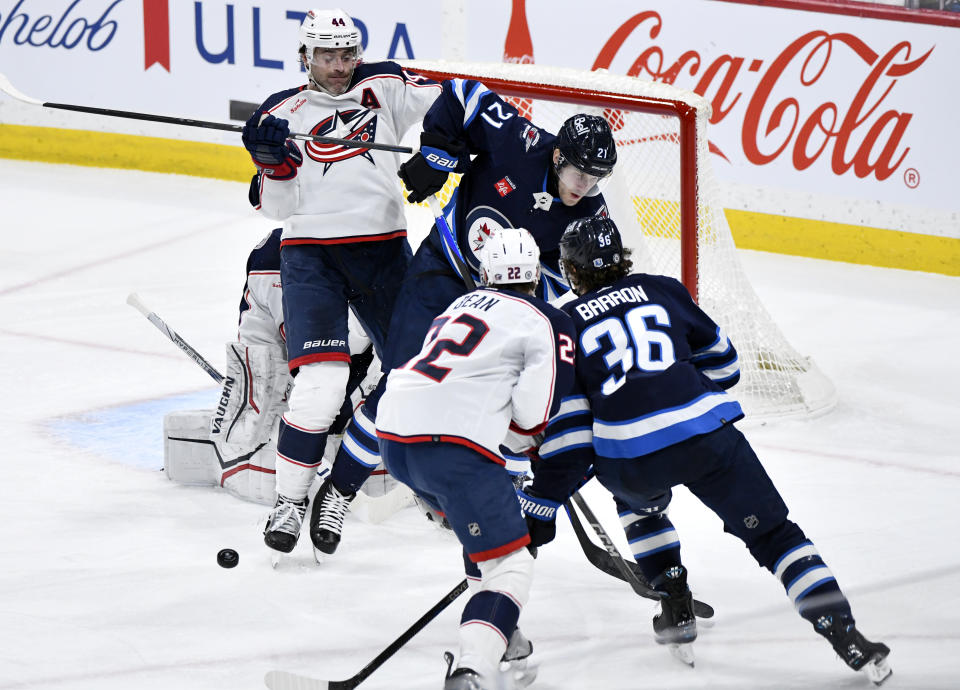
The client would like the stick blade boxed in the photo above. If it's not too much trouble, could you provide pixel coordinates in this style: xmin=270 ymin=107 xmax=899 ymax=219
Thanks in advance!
xmin=0 ymin=72 xmax=43 ymax=105
xmin=264 ymin=670 xmax=332 ymax=690
xmin=125 ymin=292 xmax=152 ymax=317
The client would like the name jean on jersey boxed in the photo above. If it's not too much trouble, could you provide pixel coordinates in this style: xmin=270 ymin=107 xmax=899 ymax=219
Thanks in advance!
xmin=575 ymin=285 xmax=650 ymax=320
xmin=450 ymin=292 xmax=500 ymax=312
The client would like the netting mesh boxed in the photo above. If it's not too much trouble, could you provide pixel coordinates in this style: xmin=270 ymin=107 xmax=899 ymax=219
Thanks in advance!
xmin=402 ymin=61 xmax=836 ymax=420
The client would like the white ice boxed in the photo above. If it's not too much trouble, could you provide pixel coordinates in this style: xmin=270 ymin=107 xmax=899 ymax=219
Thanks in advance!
xmin=1 ymin=159 xmax=958 ymax=690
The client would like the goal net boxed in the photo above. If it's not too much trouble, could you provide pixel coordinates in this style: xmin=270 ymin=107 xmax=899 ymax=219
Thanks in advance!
xmin=402 ymin=60 xmax=836 ymax=421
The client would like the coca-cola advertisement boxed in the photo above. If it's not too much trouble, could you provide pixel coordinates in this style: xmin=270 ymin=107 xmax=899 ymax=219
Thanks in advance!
xmin=486 ymin=0 xmax=959 ymax=241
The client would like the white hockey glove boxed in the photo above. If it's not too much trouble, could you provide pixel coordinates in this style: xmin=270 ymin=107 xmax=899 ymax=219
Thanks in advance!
xmin=209 ymin=342 xmax=290 ymax=457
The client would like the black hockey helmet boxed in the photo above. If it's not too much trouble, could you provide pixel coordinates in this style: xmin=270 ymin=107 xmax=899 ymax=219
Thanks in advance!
xmin=559 ymin=216 xmax=624 ymax=272
xmin=554 ymin=114 xmax=617 ymax=178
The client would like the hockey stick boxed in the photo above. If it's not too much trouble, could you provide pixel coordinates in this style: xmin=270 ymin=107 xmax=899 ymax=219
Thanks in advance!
xmin=265 ymin=578 xmax=469 ymax=690
xmin=427 ymin=195 xmax=477 ymax=291
xmin=0 ymin=72 xmax=412 ymax=154
xmin=126 ymin=292 xmax=225 ymax=384
xmin=566 ymin=493 xmax=714 ymax=619
xmin=350 ymin=483 xmax=416 ymax=524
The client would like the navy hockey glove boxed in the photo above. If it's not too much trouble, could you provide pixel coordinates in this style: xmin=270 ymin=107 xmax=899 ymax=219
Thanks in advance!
xmin=242 ymin=113 xmax=302 ymax=180
xmin=398 ymin=132 xmax=463 ymax=203
xmin=517 ymin=487 xmax=561 ymax=548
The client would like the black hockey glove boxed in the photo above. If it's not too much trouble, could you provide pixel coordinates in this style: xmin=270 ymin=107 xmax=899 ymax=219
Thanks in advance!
xmin=517 ymin=487 xmax=561 ymax=548
xmin=242 ymin=112 xmax=302 ymax=180
xmin=398 ymin=132 xmax=464 ymax=203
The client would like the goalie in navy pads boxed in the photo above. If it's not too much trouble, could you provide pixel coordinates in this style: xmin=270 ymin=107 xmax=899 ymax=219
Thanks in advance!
xmin=376 ymin=228 xmax=577 ymax=690
xmin=530 ymin=216 xmax=891 ymax=682
xmin=240 ymin=8 xmax=442 ymax=558
xmin=315 ymin=87 xmax=617 ymax=556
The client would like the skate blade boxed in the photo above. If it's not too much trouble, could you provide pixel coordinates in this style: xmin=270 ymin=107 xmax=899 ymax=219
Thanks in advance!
xmin=864 ymin=655 xmax=892 ymax=686
xmin=312 ymin=547 xmax=327 ymax=565
xmin=668 ymin=643 xmax=695 ymax=667
xmin=501 ymin=658 xmax=538 ymax=688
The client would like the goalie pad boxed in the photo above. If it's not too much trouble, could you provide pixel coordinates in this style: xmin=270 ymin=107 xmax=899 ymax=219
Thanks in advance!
xmin=164 ymin=409 xmax=278 ymax=505
xmin=209 ymin=341 xmax=290 ymax=457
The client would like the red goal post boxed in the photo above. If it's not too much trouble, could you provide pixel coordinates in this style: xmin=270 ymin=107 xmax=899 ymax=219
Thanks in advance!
xmin=401 ymin=60 xmax=836 ymax=420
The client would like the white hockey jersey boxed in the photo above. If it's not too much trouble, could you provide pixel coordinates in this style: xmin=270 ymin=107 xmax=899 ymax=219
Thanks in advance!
xmin=254 ymin=61 xmax=441 ymax=244
xmin=376 ymin=287 xmax=577 ymax=462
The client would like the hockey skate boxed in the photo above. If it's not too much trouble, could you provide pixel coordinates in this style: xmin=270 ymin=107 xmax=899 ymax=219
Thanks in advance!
xmin=651 ymin=565 xmax=698 ymax=666
xmin=309 ymin=478 xmax=356 ymax=558
xmin=500 ymin=627 xmax=537 ymax=687
xmin=814 ymin=613 xmax=892 ymax=685
xmin=443 ymin=666 xmax=485 ymax=690
xmin=263 ymin=494 xmax=308 ymax=566
xmin=443 ymin=651 xmax=517 ymax=690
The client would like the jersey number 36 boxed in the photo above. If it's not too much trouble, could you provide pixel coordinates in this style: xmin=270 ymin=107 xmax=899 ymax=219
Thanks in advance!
xmin=581 ymin=304 xmax=675 ymax=396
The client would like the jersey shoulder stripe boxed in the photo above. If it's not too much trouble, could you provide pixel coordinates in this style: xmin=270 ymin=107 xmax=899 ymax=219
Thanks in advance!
xmin=246 ymin=228 xmax=282 ymax=273
xmin=258 ymin=86 xmax=307 ymax=114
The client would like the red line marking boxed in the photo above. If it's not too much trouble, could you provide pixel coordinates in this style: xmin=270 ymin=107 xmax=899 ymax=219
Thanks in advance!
xmin=0 ymin=224 xmax=220 ymax=297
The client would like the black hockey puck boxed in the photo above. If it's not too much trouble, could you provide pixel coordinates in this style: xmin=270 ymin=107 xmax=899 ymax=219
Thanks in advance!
xmin=217 ymin=548 xmax=239 ymax=569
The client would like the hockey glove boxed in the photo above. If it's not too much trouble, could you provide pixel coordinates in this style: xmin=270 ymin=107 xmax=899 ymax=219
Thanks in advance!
xmin=242 ymin=113 xmax=303 ymax=180
xmin=517 ymin=487 xmax=561 ymax=548
xmin=398 ymin=132 xmax=463 ymax=203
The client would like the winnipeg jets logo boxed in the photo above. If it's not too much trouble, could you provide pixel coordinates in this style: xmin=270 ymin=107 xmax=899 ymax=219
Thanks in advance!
xmin=305 ymin=109 xmax=378 ymax=173
xmin=471 ymin=222 xmax=496 ymax=252
xmin=520 ymin=123 xmax=540 ymax=152
xmin=464 ymin=206 xmax=512 ymax=263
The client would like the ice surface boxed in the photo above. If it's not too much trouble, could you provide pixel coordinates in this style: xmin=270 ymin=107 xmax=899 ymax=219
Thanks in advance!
xmin=1 ymin=160 xmax=958 ymax=689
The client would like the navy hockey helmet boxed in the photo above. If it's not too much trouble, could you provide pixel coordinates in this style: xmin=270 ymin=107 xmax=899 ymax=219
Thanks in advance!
xmin=554 ymin=114 xmax=617 ymax=178
xmin=559 ymin=216 xmax=624 ymax=273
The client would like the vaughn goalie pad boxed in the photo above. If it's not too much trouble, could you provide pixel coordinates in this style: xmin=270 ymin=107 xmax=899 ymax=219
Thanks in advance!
xmin=210 ymin=342 xmax=290 ymax=455
xmin=164 ymin=409 xmax=278 ymax=506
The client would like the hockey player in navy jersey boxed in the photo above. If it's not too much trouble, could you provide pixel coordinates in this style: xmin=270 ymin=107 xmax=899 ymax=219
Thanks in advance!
xmin=313 ymin=83 xmax=617 ymax=557
xmin=240 ymin=8 xmax=442 ymax=559
xmin=377 ymin=228 xmax=577 ymax=690
xmin=530 ymin=216 xmax=892 ymax=683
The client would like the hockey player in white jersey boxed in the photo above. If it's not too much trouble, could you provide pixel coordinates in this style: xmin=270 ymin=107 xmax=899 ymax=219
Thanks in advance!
xmin=376 ymin=228 xmax=577 ymax=689
xmin=162 ymin=227 xmax=378 ymax=505
xmin=240 ymin=8 xmax=442 ymax=557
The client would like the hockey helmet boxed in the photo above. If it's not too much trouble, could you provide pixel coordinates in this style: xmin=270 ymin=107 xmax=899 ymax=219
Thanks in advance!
xmin=554 ymin=114 xmax=617 ymax=179
xmin=299 ymin=8 xmax=362 ymax=56
xmin=479 ymin=227 xmax=541 ymax=287
xmin=559 ymin=216 xmax=624 ymax=279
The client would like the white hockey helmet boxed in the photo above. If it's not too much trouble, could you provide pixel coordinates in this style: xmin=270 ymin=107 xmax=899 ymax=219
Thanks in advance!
xmin=299 ymin=8 xmax=362 ymax=56
xmin=479 ymin=227 xmax=541 ymax=287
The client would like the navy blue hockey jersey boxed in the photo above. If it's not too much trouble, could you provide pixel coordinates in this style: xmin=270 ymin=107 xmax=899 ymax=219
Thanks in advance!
xmin=534 ymin=273 xmax=743 ymax=497
xmin=422 ymin=79 xmax=609 ymax=301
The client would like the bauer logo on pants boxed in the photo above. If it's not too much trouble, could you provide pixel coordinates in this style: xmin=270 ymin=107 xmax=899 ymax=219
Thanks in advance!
xmin=303 ymin=339 xmax=347 ymax=349
xmin=468 ymin=522 xmax=481 ymax=536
